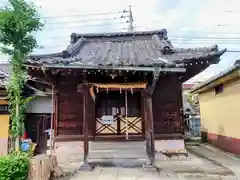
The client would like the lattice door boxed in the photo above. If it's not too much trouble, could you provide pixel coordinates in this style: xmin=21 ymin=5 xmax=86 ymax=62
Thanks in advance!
xmin=120 ymin=117 xmax=142 ymax=134
xmin=96 ymin=117 xmax=118 ymax=134
xmin=95 ymin=91 xmax=142 ymax=136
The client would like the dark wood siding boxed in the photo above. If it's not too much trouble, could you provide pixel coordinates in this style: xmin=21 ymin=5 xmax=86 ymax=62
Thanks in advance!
xmin=86 ymin=85 xmax=95 ymax=136
xmin=55 ymin=74 xmax=184 ymax=138
xmin=152 ymin=74 xmax=183 ymax=134
xmin=58 ymin=77 xmax=83 ymax=135
xmin=57 ymin=76 xmax=95 ymax=137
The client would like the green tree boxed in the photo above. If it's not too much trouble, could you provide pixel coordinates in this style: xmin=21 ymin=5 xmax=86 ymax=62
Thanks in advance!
xmin=0 ymin=0 xmax=43 ymax=150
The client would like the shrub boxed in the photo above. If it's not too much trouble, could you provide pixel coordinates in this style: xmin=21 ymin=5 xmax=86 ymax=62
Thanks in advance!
xmin=0 ymin=153 xmax=29 ymax=180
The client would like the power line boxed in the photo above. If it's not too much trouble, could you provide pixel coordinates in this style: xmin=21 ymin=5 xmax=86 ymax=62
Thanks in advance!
xmin=43 ymin=21 xmax=128 ymax=30
xmin=227 ymin=50 xmax=240 ymax=52
xmin=171 ymin=40 xmax=240 ymax=43
xmin=44 ymin=16 xmax=128 ymax=25
xmin=170 ymin=37 xmax=240 ymax=40
xmin=41 ymin=10 xmax=129 ymax=19
xmin=134 ymin=26 xmax=240 ymax=34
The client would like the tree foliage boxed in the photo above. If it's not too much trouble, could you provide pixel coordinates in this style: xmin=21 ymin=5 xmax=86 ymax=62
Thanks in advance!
xmin=0 ymin=0 xmax=43 ymax=149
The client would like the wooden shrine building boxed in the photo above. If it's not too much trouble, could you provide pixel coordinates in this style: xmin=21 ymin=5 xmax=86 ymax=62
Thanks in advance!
xmin=26 ymin=29 xmax=226 ymax=168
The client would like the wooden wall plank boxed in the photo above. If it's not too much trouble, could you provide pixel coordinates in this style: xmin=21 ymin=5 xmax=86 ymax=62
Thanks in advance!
xmin=152 ymin=74 xmax=183 ymax=135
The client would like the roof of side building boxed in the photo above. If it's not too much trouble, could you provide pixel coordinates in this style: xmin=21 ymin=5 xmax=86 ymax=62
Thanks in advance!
xmin=191 ymin=60 xmax=240 ymax=93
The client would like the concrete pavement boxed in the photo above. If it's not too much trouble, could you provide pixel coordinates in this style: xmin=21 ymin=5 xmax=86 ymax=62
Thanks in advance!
xmin=69 ymin=167 xmax=184 ymax=180
xmin=54 ymin=141 xmax=240 ymax=180
xmin=187 ymin=144 xmax=240 ymax=179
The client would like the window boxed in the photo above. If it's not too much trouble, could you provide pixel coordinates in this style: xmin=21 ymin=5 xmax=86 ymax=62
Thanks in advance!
xmin=0 ymin=105 xmax=9 ymax=114
xmin=214 ymin=84 xmax=223 ymax=95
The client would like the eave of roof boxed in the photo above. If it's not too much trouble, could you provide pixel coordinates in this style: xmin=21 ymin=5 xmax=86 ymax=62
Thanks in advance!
xmin=191 ymin=60 xmax=240 ymax=93
xmin=0 ymin=68 xmax=51 ymax=95
xmin=0 ymin=69 xmax=8 ymax=88
xmin=182 ymin=83 xmax=196 ymax=90
xmin=26 ymin=63 xmax=186 ymax=72
xmin=72 ymin=29 xmax=167 ymax=38
xmin=26 ymin=29 xmax=226 ymax=69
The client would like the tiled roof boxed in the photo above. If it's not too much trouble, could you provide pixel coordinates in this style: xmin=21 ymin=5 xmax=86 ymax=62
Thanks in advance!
xmin=0 ymin=63 xmax=49 ymax=93
xmin=191 ymin=60 xmax=240 ymax=93
xmin=26 ymin=29 xmax=226 ymax=67
xmin=0 ymin=69 xmax=8 ymax=88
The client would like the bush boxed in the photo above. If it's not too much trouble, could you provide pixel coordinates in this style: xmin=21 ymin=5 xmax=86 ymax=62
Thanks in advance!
xmin=0 ymin=153 xmax=29 ymax=180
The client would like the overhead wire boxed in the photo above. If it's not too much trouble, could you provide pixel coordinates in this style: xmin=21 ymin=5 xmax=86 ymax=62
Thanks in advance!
xmin=41 ymin=10 xmax=129 ymax=19
xmin=44 ymin=16 xmax=129 ymax=25
xmin=1 ymin=4 xmax=239 ymax=52
xmin=43 ymin=22 xmax=128 ymax=30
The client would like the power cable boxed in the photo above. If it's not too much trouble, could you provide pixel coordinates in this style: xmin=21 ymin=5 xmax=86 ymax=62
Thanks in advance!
xmin=44 ymin=16 xmax=128 ymax=25
xmin=41 ymin=10 xmax=129 ymax=19
xmin=43 ymin=21 xmax=129 ymax=30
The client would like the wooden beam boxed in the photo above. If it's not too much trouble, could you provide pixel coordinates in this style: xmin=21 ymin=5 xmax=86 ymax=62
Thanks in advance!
xmin=148 ymin=68 xmax=161 ymax=95
xmin=143 ymin=90 xmax=155 ymax=166
xmin=53 ymin=75 xmax=60 ymax=138
xmin=28 ymin=64 xmax=186 ymax=72
xmin=79 ymin=84 xmax=94 ymax=171
xmin=83 ymin=87 xmax=88 ymax=163
xmin=53 ymin=86 xmax=59 ymax=138
xmin=142 ymin=91 xmax=149 ymax=154
xmin=146 ymin=94 xmax=155 ymax=165
xmin=142 ymin=68 xmax=159 ymax=167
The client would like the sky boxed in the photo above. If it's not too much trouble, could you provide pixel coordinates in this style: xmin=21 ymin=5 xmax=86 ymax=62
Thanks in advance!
xmin=0 ymin=0 xmax=240 ymax=83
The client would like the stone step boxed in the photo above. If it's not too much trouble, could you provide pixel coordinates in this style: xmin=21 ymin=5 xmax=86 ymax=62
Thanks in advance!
xmin=89 ymin=150 xmax=147 ymax=159
xmin=90 ymin=141 xmax=145 ymax=151
xmin=88 ymin=158 xmax=146 ymax=168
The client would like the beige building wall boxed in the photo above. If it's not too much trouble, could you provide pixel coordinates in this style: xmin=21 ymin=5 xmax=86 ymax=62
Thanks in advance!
xmin=199 ymin=79 xmax=240 ymax=139
xmin=198 ymin=73 xmax=240 ymax=154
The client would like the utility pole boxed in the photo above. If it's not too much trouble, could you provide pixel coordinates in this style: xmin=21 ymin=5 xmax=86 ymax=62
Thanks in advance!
xmin=128 ymin=5 xmax=134 ymax=32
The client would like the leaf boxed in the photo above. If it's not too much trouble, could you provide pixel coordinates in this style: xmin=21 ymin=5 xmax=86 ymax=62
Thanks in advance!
xmin=0 ymin=47 xmax=14 ymax=55
xmin=0 ymin=0 xmax=43 ymax=150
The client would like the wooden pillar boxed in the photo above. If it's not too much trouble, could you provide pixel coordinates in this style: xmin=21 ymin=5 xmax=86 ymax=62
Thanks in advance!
xmin=141 ymin=91 xmax=146 ymax=138
xmin=143 ymin=69 xmax=160 ymax=167
xmin=146 ymin=93 xmax=155 ymax=165
xmin=91 ymin=94 xmax=96 ymax=139
xmin=79 ymin=84 xmax=94 ymax=171
xmin=83 ymin=88 xmax=88 ymax=163
xmin=53 ymin=87 xmax=59 ymax=138
xmin=143 ymin=90 xmax=155 ymax=166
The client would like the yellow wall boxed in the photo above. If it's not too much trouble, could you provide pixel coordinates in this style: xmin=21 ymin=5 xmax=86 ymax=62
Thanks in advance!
xmin=199 ymin=78 xmax=240 ymax=139
xmin=0 ymin=97 xmax=9 ymax=138
xmin=0 ymin=115 xmax=9 ymax=156
xmin=0 ymin=115 xmax=9 ymax=138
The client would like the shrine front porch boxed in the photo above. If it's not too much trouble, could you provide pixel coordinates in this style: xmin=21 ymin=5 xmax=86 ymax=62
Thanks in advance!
xmin=53 ymin=141 xmax=236 ymax=180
